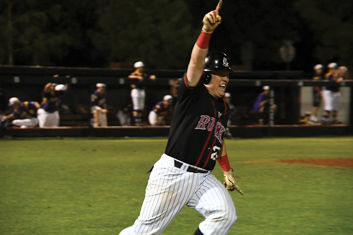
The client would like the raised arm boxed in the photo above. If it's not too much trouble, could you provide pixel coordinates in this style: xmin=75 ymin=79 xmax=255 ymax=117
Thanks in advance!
xmin=186 ymin=0 xmax=222 ymax=87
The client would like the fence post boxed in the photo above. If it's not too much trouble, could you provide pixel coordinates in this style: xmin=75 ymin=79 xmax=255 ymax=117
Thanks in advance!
xmin=269 ymin=88 xmax=275 ymax=127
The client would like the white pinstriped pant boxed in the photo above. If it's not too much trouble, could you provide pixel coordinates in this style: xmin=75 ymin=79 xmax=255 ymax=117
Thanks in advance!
xmin=323 ymin=90 xmax=341 ymax=111
xmin=119 ymin=154 xmax=237 ymax=235
xmin=131 ymin=88 xmax=145 ymax=110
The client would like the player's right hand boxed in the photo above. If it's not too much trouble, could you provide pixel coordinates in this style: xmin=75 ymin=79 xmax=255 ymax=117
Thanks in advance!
xmin=202 ymin=0 xmax=222 ymax=33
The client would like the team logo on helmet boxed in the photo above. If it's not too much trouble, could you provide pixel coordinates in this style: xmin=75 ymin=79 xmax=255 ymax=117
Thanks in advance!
xmin=223 ymin=57 xmax=229 ymax=67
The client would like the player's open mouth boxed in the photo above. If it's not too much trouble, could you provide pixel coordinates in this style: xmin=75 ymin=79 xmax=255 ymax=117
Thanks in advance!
xmin=219 ymin=83 xmax=227 ymax=90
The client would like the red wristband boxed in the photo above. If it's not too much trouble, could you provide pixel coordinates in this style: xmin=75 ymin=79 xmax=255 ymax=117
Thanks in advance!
xmin=217 ymin=154 xmax=231 ymax=172
xmin=196 ymin=31 xmax=212 ymax=49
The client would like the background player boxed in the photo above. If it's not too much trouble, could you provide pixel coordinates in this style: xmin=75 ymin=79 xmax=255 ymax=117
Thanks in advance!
xmin=91 ymin=83 xmax=108 ymax=127
xmin=331 ymin=65 xmax=348 ymax=123
xmin=308 ymin=64 xmax=324 ymax=124
xmin=253 ymin=86 xmax=276 ymax=125
xmin=37 ymin=83 xmax=67 ymax=127
xmin=120 ymin=1 xmax=243 ymax=235
xmin=224 ymin=92 xmax=235 ymax=137
xmin=321 ymin=62 xmax=343 ymax=124
xmin=148 ymin=94 xmax=173 ymax=126
xmin=128 ymin=61 xmax=156 ymax=126
xmin=1 ymin=97 xmax=40 ymax=128
xmin=116 ymin=104 xmax=132 ymax=126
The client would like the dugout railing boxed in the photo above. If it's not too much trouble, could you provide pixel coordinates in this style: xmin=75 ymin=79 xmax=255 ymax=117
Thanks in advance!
xmin=0 ymin=65 xmax=352 ymax=137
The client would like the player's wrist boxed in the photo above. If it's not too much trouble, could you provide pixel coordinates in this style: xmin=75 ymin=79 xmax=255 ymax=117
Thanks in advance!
xmin=217 ymin=154 xmax=231 ymax=172
xmin=196 ymin=31 xmax=212 ymax=49
xmin=201 ymin=26 xmax=214 ymax=34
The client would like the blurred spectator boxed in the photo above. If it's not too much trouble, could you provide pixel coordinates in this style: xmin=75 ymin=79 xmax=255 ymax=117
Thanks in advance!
xmin=1 ymin=97 xmax=40 ymax=128
xmin=37 ymin=83 xmax=67 ymax=127
xmin=91 ymin=83 xmax=108 ymax=127
xmin=148 ymin=95 xmax=173 ymax=126
xmin=308 ymin=64 xmax=324 ymax=124
xmin=321 ymin=63 xmax=343 ymax=124
xmin=128 ymin=61 xmax=156 ymax=126
xmin=253 ymin=86 xmax=277 ymax=125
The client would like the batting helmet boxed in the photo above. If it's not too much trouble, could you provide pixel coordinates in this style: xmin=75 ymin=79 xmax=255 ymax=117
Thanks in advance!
xmin=203 ymin=51 xmax=232 ymax=84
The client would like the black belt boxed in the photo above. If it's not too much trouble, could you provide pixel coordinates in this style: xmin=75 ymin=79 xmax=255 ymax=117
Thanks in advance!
xmin=174 ymin=160 xmax=208 ymax=173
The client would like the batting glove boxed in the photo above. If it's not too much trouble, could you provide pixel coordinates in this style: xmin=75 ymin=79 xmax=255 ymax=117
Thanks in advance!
xmin=224 ymin=168 xmax=244 ymax=195
xmin=202 ymin=11 xmax=222 ymax=34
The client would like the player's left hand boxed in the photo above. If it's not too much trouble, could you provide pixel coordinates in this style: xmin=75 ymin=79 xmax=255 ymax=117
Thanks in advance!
xmin=223 ymin=168 xmax=244 ymax=195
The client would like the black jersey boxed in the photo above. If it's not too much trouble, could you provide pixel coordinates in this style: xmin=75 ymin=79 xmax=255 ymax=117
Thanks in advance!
xmin=165 ymin=74 xmax=229 ymax=171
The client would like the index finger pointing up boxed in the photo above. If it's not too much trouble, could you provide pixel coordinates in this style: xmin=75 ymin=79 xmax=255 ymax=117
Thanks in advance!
xmin=215 ymin=0 xmax=223 ymax=14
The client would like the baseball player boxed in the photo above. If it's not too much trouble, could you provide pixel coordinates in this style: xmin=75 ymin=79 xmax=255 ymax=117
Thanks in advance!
xmin=148 ymin=95 xmax=173 ymax=126
xmin=308 ymin=64 xmax=324 ymax=124
xmin=120 ymin=1 xmax=243 ymax=235
xmin=328 ymin=65 xmax=347 ymax=124
xmin=224 ymin=92 xmax=235 ymax=125
xmin=321 ymin=62 xmax=343 ymax=124
xmin=37 ymin=83 xmax=67 ymax=127
xmin=128 ymin=61 xmax=156 ymax=126
xmin=91 ymin=83 xmax=108 ymax=127
xmin=253 ymin=86 xmax=276 ymax=125
xmin=1 ymin=97 xmax=40 ymax=128
xmin=224 ymin=92 xmax=235 ymax=137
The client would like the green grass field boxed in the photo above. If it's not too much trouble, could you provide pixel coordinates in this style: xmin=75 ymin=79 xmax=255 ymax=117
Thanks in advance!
xmin=1 ymin=137 xmax=353 ymax=235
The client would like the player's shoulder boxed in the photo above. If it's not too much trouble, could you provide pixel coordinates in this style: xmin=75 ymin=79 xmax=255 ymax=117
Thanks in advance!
xmin=181 ymin=73 xmax=204 ymax=90
xmin=177 ymin=73 xmax=203 ymax=100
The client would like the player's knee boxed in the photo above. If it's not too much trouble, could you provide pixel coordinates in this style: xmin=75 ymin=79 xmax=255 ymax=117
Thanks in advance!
xmin=212 ymin=207 xmax=237 ymax=227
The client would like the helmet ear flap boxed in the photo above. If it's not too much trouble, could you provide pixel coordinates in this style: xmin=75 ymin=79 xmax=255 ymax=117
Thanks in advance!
xmin=204 ymin=73 xmax=211 ymax=84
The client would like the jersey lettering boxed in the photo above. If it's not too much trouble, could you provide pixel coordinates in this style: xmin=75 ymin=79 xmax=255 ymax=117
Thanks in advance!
xmin=214 ymin=122 xmax=226 ymax=143
xmin=195 ymin=115 xmax=210 ymax=130
xmin=207 ymin=117 xmax=216 ymax=131
xmin=195 ymin=115 xmax=226 ymax=144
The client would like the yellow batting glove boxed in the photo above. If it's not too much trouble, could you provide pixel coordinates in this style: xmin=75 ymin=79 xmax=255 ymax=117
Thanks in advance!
xmin=224 ymin=168 xmax=244 ymax=195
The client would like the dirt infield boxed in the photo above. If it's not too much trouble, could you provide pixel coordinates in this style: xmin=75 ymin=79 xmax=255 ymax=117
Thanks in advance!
xmin=280 ymin=158 xmax=353 ymax=167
